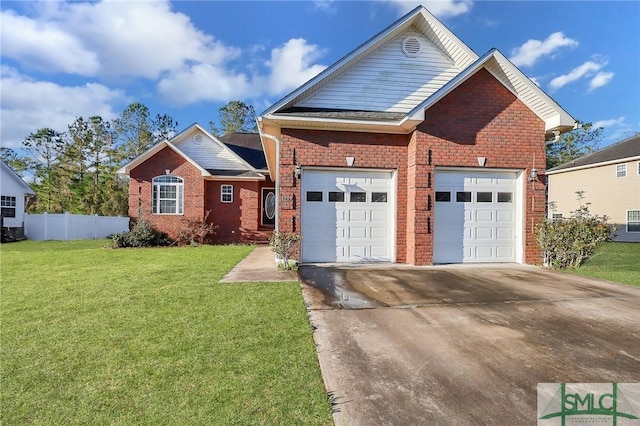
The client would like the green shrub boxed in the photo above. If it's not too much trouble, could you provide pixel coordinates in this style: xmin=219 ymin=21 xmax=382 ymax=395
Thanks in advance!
xmin=536 ymin=201 xmax=616 ymax=269
xmin=174 ymin=211 xmax=218 ymax=246
xmin=269 ymin=231 xmax=302 ymax=271
xmin=111 ymin=219 xmax=171 ymax=248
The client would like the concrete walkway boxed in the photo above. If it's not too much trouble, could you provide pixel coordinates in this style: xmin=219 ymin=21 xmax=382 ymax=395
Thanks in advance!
xmin=220 ymin=245 xmax=298 ymax=283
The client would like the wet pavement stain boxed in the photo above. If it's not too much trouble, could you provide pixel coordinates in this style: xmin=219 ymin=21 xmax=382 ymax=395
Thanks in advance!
xmin=298 ymin=265 xmax=382 ymax=309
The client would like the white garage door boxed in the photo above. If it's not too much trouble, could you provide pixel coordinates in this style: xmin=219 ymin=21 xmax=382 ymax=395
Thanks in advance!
xmin=301 ymin=169 xmax=394 ymax=262
xmin=434 ymin=170 xmax=519 ymax=263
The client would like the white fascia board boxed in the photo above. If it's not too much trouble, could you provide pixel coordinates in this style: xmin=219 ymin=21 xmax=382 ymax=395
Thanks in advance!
xmin=261 ymin=5 xmax=479 ymax=118
xmin=263 ymin=114 xmax=414 ymax=134
xmin=164 ymin=141 xmax=211 ymax=177
xmin=546 ymin=156 xmax=640 ymax=175
xmin=116 ymin=140 xmax=171 ymax=175
xmin=117 ymin=139 xmax=211 ymax=177
xmin=490 ymin=51 xmax=575 ymax=132
xmin=407 ymin=49 xmax=576 ymax=133
xmin=175 ymin=123 xmax=259 ymax=172
xmin=1 ymin=161 xmax=35 ymax=194
xmin=261 ymin=8 xmax=424 ymax=117
xmin=204 ymin=174 xmax=266 ymax=182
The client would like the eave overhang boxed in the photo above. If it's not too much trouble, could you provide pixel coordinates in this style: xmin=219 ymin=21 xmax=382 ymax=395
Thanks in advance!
xmin=116 ymin=140 xmax=211 ymax=178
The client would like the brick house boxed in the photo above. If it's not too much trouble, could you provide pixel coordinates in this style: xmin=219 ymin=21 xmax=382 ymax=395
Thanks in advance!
xmin=257 ymin=6 xmax=576 ymax=265
xmin=117 ymin=124 xmax=274 ymax=243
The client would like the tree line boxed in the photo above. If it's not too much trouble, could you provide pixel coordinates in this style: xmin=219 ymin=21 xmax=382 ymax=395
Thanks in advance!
xmin=1 ymin=101 xmax=257 ymax=217
xmin=1 ymin=97 xmax=606 ymax=217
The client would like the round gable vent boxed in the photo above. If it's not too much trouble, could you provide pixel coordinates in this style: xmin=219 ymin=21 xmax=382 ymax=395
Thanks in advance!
xmin=402 ymin=36 xmax=422 ymax=58
xmin=193 ymin=134 xmax=204 ymax=145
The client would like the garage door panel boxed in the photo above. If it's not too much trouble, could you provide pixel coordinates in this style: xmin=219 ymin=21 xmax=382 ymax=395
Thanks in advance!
xmin=302 ymin=169 xmax=394 ymax=263
xmin=496 ymin=227 xmax=513 ymax=239
xmin=371 ymin=210 xmax=388 ymax=221
xmin=371 ymin=227 xmax=388 ymax=239
xmin=475 ymin=210 xmax=494 ymax=222
xmin=435 ymin=170 xmax=519 ymax=263
xmin=476 ymin=227 xmax=493 ymax=239
xmin=349 ymin=227 xmax=367 ymax=239
xmin=496 ymin=210 xmax=513 ymax=222
xmin=349 ymin=210 xmax=367 ymax=221
xmin=474 ymin=246 xmax=494 ymax=259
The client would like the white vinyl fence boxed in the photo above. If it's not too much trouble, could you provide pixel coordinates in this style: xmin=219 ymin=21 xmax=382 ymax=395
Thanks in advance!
xmin=25 ymin=213 xmax=129 ymax=241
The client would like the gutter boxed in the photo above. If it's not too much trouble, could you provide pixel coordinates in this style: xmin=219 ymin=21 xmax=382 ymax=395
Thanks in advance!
xmin=257 ymin=123 xmax=281 ymax=233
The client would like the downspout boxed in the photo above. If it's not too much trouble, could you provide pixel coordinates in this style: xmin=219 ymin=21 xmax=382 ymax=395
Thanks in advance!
xmin=257 ymin=122 xmax=281 ymax=234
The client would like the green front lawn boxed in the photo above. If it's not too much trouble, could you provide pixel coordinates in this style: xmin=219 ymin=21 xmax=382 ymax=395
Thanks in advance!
xmin=566 ymin=242 xmax=640 ymax=287
xmin=1 ymin=240 xmax=332 ymax=425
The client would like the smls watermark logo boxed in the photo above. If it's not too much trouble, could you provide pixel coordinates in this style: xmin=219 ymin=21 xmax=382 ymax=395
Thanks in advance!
xmin=538 ymin=383 xmax=640 ymax=425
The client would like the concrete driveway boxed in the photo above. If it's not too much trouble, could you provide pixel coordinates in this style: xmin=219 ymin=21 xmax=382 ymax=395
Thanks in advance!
xmin=298 ymin=264 xmax=640 ymax=425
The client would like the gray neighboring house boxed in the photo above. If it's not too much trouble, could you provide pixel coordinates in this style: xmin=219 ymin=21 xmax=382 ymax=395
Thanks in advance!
xmin=546 ymin=134 xmax=640 ymax=242
xmin=0 ymin=160 xmax=35 ymax=242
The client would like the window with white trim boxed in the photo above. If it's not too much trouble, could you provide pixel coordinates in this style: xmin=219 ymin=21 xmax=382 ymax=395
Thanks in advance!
xmin=152 ymin=175 xmax=183 ymax=214
xmin=628 ymin=210 xmax=640 ymax=233
xmin=221 ymin=185 xmax=233 ymax=203
xmin=1 ymin=196 xmax=16 ymax=218
xmin=616 ymin=164 xmax=626 ymax=178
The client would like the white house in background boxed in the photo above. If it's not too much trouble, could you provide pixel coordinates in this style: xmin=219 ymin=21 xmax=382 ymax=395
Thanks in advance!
xmin=546 ymin=134 xmax=640 ymax=242
xmin=1 ymin=160 xmax=35 ymax=242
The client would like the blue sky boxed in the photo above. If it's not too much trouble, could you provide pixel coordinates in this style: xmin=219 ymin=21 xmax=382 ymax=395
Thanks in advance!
xmin=1 ymin=1 xmax=639 ymax=150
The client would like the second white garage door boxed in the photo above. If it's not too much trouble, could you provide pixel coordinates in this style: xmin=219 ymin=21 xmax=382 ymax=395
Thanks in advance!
xmin=301 ymin=169 xmax=395 ymax=262
xmin=434 ymin=170 xmax=520 ymax=263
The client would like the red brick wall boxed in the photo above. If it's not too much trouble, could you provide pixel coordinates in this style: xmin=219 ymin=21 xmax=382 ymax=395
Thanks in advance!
xmin=278 ymin=130 xmax=409 ymax=262
xmin=204 ymin=179 xmax=273 ymax=244
xmin=277 ymin=67 xmax=546 ymax=265
xmin=128 ymin=146 xmax=273 ymax=244
xmin=415 ymin=68 xmax=546 ymax=264
xmin=129 ymin=147 xmax=204 ymax=240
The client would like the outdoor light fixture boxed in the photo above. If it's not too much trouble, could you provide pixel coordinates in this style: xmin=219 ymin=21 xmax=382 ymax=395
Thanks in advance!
xmin=294 ymin=165 xmax=301 ymax=179
xmin=528 ymin=167 xmax=538 ymax=181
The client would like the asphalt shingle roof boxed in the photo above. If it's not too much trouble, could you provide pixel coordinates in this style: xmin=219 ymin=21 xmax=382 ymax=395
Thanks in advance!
xmin=548 ymin=134 xmax=640 ymax=172
xmin=219 ymin=133 xmax=267 ymax=170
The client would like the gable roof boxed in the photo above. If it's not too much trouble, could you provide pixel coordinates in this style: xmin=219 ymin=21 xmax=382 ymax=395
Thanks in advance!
xmin=0 ymin=160 xmax=35 ymax=194
xmin=259 ymin=5 xmax=575 ymax=138
xmin=262 ymin=6 xmax=476 ymax=117
xmin=117 ymin=124 xmax=265 ymax=181
xmin=219 ymin=133 xmax=268 ymax=170
xmin=547 ymin=134 xmax=640 ymax=174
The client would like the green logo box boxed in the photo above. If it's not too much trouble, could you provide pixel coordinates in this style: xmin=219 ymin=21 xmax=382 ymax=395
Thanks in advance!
xmin=538 ymin=383 xmax=640 ymax=426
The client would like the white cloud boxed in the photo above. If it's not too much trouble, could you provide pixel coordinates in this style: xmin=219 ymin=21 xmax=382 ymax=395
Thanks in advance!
xmin=158 ymin=65 xmax=253 ymax=106
xmin=589 ymin=71 xmax=615 ymax=91
xmin=0 ymin=10 xmax=99 ymax=75
xmin=314 ymin=0 xmax=336 ymax=13
xmin=0 ymin=67 xmax=126 ymax=149
xmin=158 ymin=38 xmax=327 ymax=105
xmin=592 ymin=116 xmax=625 ymax=129
xmin=265 ymin=39 xmax=327 ymax=95
xmin=385 ymin=0 xmax=473 ymax=18
xmin=510 ymin=32 xmax=578 ymax=67
xmin=549 ymin=60 xmax=606 ymax=91
xmin=1 ymin=1 xmax=238 ymax=79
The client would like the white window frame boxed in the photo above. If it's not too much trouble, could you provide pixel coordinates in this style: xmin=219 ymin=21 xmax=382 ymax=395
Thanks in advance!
xmin=627 ymin=210 xmax=640 ymax=233
xmin=616 ymin=164 xmax=627 ymax=178
xmin=1 ymin=195 xmax=17 ymax=218
xmin=152 ymin=175 xmax=184 ymax=215
xmin=221 ymin=185 xmax=233 ymax=203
